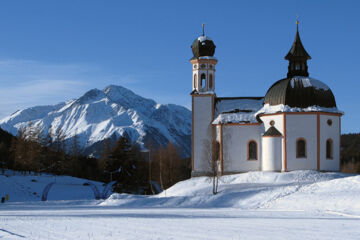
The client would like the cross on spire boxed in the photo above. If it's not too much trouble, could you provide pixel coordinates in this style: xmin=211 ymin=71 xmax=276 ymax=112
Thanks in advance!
xmin=202 ymin=23 xmax=205 ymax=36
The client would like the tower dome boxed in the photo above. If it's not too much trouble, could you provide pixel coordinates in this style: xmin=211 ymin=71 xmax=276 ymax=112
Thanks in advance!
xmin=264 ymin=76 xmax=337 ymax=108
xmin=264 ymin=22 xmax=337 ymax=109
xmin=191 ymin=35 xmax=216 ymax=59
xmin=191 ymin=25 xmax=216 ymax=59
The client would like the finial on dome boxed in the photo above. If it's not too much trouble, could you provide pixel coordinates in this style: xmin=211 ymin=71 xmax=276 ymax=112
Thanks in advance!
xmin=202 ymin=23 xmax=205 ymax=36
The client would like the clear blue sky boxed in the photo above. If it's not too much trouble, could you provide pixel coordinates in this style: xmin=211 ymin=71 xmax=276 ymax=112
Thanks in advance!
xmin=0 ymin=0 xmax=358 ymax=133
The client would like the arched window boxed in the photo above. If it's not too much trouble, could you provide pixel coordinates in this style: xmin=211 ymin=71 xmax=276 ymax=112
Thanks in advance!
xmin=295 ymin=64 xmax=300 ymax=70
xmin=193 ymin=74 xmax=197 ymax=88
xmin=200 ymin=73 xmax=206 ymax=88
xmin=296 ymin=138 xmax=307 ymax=158
xmin=248 ymin=140 xmax=257 ymax=160
xmin=326 ymin=139 xmax=333 ymax=159
xmin=209 ymin=74 xmax=213 ymax=89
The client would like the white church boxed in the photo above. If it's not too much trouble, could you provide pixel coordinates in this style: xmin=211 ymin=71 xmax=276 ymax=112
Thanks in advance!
xmin=190 ymin=24 xmax=343 ymax=176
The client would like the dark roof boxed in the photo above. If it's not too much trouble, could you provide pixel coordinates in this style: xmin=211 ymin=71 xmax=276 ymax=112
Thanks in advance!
xmin=264 ymin=77 xmax=337 ymax=108
xmin=263 ymin=126 xmax=282 ymax=137
xmin=285 ymin=27 xmax=311 ymax=60
xmin=191 ymin=36 xmax=216 ymax=59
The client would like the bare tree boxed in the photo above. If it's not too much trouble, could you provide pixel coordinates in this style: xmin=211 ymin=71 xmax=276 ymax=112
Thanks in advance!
xmin=203 ymin=139 xmax=220 ymax=195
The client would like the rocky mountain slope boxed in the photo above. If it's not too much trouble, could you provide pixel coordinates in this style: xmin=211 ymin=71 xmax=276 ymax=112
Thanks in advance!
xmin=0 ymin=85 xmax=191 ymax=156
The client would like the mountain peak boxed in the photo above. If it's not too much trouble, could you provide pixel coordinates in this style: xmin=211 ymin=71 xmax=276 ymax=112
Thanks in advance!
xmin=0 ymin=85 xmax=191 ymax=157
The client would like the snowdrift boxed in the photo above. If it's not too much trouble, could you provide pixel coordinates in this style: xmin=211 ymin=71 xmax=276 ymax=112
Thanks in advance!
xmin=0 ymin=170 xmax=104 ymax=202
xmin=102 ymin=171 xmax=360 ymax=213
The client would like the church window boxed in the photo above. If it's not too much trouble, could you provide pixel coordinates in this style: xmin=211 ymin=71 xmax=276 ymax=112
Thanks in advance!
xmin=295 ymin=64 xmax=300 ymax=70
xmin=248 ymin=140 xmax=257 ymax=160
xmin=327 ymin=119 xmax=332 ymax=126
xmin=326 ymin=139 xmax=333 ymax=159
xmin=200 ymin=73 xmax=206 ymax=88
xmin=209 ymin=74 xmax=213 ymax=89
xmin=270 ymin=120 xmax=275 ymax=126
xmin=193 ymin=74 xmax=197 ymax=88
xmin=296 ymin=138 xmax=307 ymax=158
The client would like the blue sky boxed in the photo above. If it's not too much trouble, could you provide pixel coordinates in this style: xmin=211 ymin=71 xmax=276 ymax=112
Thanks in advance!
xmin=0 ymin=0 xmax=358 ymax=133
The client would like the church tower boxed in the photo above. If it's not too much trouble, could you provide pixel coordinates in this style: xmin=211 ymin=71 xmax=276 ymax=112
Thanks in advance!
xmin=285 ymin=21 xmax=311 ymax=78
xmin=190 ymin=25 xmax=217 ymax=176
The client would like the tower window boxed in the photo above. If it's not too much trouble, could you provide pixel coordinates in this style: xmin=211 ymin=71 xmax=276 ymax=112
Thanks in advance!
xmin=200 ymin=73 xmax=206 ymax=88
xmin=209 ymin=74 xmax=213 ymax=89
xmin=295 ymin=64 xmax=300 ymax=70
xmin=296 ymin=138 xmax=307 ymax=158
xmin=193 ymin=74 xmax=197 ymax=88
xmin=326 ymin=139 xmax=333 ymax=159
xmin=248 ymin=140 xmax=257 ymax=160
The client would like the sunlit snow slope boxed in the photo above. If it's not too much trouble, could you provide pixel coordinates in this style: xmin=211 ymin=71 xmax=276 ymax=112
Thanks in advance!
xmin=0 ymin=85 xmax=191 ymax=156
xmin=103 ymin=171 xmax=360 ymax=213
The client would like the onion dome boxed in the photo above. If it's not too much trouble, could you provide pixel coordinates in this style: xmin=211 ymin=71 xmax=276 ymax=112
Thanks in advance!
xmin=264 ymin=22 xmax=337 ymax=109
xmin=264 ymin=76 xmax=337 ymax=108
xmin=191 ymin=24 xmax=216 ymax=59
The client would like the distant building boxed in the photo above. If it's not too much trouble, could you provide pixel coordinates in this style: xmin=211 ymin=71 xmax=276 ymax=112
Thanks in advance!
xmin=191 ymin=23 xmax=342 ymax=176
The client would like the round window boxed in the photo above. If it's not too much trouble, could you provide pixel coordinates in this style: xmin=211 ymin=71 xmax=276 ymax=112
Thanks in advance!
xmin=327 ymin=119 xmax=332 ymax=126
xmin=270 ymin=120 xmax=275 ymax=126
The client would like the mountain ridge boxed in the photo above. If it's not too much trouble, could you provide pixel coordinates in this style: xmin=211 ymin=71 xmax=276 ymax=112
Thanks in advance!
xmin=0 ymin=85 xmax=191 ymax=157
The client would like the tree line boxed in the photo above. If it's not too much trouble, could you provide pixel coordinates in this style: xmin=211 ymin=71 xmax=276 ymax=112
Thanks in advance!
xmin=0 ymin=124 xmax=191 ymax=194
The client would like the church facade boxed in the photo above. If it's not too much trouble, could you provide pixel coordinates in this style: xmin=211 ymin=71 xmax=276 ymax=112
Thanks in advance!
xmin=191 ymin=25 xmax=343 ymax=176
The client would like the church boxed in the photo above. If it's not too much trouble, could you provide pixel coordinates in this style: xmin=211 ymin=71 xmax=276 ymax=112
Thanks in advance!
xmin=190 ymin=23 xmax=343 ymax=176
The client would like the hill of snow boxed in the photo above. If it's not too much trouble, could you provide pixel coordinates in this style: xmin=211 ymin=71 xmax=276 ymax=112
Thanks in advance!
xmin=0 ymin=85 xmax=191 ymax=156
xmin=0 ymin=170 xmax=105 ymax=202
xmin=1 ymin=171 xmax=360 ymax=240
xmin=102 ymin=170 xmax=360 ymax=213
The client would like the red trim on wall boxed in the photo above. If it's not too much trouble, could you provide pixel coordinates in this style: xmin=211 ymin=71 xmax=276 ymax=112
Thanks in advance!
xmin=191 ymin=95 xmax=194 ymax=171
xmin=283 ymin=113 xmax=287 ymax=171
xmin=317 ymin=113 xmax=320 ymax=170
xmin=219 ymin=125 xmax=223 ymax=174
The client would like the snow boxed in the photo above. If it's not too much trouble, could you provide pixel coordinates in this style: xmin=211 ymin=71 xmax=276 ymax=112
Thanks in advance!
xmin=198 ymin=56 xmax=217 ymax=60
xmin=1 ymin=170 xmax=360 ymax=239
xmin=213 ymin=98 xmax=263 ymax=124
xmin=197 ymin=35 xmax=212 ymax=42
xmin=0 ymin=85 xmax=191 ymax=156
xmin=256 ymin=103 xmax=343 ymax=116
xmin=0 ymin=170 xmax=104 ymax=202
xmin=290 ymin=76 xmax=330 ymax=91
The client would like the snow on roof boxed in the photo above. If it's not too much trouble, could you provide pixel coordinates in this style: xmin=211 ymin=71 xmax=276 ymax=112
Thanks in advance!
xmin=197 ymin=35 xmax=212 ymax=42
xmin=256 ymin=103 xmax=343 ymax=116
xmin=198 ymin=56 xmax=217 ymax=60
xmin=213 ymin=97 xmax=264 ymax=124
xmin=290 ymin=76 xmax=330 ymax=91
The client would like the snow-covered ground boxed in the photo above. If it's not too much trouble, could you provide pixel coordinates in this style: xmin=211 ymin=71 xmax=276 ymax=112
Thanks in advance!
xmin=1 ymin=170 xmax=360 ymax=239
xmin=0 ymin=171 xmax=104 ymax=202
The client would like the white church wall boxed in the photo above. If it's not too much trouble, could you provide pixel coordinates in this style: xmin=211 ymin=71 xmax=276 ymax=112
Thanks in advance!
xmin=260 ymin=114 xmax=284 ymax=135
xmin=286 ymin=114 xmax=317 ymax=171
xmin=193 ymin=96 xmax=214 ymax=174
xmin=222 ymin=125 xmax=262 ymax=172
xmin=262 ymin=136 xmax=282 ymax=171
xmin=259 ymin=114 xmax=284 ymax=170
xmin=320 ymin=114 xmax=340 ymax=171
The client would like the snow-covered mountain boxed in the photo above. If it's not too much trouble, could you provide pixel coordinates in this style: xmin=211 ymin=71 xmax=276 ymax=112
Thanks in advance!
xmin=0 ymin=85 xmax=191 ymax=156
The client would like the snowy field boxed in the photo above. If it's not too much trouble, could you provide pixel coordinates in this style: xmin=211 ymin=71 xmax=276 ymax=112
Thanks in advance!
xmin=1 ymin=171 xmax=360 ymax=239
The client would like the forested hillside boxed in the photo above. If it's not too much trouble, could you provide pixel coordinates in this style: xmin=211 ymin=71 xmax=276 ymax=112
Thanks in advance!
xmin=340 ymin=133 xmax=360 ymax=173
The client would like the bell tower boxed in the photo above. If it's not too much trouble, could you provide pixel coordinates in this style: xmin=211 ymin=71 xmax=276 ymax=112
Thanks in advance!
xmin=190 ymin=24 xmax=217 ymax=93
xmin=285 ymin=21 xmax=311 ymax=78
xmin=190 ymin=25 xmax=217 ymax=176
